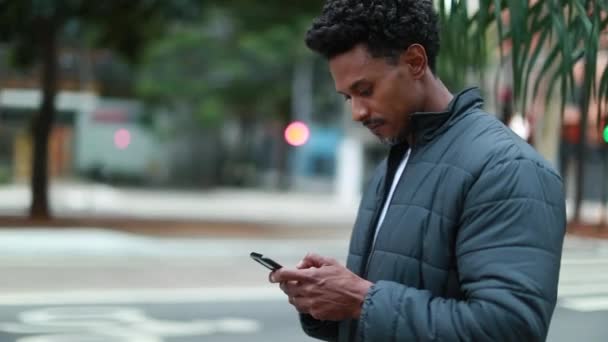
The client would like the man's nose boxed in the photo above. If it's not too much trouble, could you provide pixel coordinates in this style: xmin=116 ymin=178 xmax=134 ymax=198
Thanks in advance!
xmin=351 ymin=98 xmax=370 ymax=122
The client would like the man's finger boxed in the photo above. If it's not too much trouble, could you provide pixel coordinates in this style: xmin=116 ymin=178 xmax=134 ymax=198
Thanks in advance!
xmin=270 ymin=268 xmax=315 ymax=283
xmin=292 ymin=296 xmax=311 ymax=314
xmin=298 ymin=253 xmax=337 ymax=269
xmin=279 ymin=282 xmax=288 ymax=294
xmin=280 ymin=281 xmax=301 ymax=296
xmin=296 ymin=253 xmax=320 ymax=269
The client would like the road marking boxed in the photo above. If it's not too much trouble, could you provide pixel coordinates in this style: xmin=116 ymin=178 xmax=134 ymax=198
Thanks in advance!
xmin=559 ymin=273 xmax=608 ymax=283
xmin=557 ymin=245 xmax=608 ymax=312
xmin=561 ymin=257 xmax=608 ymax=266
xmin=559 ymin=296 xmax=608 ymax=312
xmin=0 ymin=306 xmax=261 ymax=341
xmin=0 ymin=287 xmax=285 ymax=306
xmin=558 ymin=283 xmax=608 ymax=296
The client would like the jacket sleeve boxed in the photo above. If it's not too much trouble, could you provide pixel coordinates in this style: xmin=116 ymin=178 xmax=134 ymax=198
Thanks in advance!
xmin=299 ymin=313 xmax=339 ymax=341
xmin=357 ymin=159 xmax=567 ymax=341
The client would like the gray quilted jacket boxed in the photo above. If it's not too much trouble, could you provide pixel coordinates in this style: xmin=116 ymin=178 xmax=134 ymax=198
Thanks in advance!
xmin=300 ymin=87 xmax=566 ymax=341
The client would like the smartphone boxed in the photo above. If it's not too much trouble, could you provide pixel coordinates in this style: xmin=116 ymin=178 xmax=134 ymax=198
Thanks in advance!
xmin=250 ymin=252 xmax=283 ymax=271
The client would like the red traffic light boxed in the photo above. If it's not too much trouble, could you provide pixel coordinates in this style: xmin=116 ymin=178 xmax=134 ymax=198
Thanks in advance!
xmin=284 ymin=121 xmax=310 ymax=147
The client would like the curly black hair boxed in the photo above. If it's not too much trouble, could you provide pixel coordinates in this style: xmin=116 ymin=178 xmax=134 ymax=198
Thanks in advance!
xmin=305 ymin=0 xmax=440 ymax=72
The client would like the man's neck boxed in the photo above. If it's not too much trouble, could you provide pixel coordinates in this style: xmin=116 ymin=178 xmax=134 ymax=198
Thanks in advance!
xmin=404 ymin=76 xmax=454 ymax=146
xmin=422 ymin=76 xmax=454 ymax=113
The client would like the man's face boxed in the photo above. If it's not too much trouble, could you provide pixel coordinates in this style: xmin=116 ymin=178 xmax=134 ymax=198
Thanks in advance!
xmin=329 ymin=44 xmax=424 ymax=146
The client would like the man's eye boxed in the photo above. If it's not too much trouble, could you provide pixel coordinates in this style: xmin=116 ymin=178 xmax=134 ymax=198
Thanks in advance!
xmin=343 ymin=95 xmax=352 ymax=102
xmin=360 ymin=88 xmax=372 ymax=97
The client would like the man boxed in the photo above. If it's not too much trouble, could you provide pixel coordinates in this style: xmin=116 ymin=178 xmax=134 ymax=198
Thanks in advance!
xmin=270 ymin=1 xmax=566 ymax=341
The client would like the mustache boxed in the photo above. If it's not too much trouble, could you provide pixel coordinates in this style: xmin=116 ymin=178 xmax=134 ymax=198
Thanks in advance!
xmin=363 ymin=118 xmax=386 ymax=128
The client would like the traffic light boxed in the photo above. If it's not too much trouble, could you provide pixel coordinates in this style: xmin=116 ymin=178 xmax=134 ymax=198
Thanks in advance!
xmin=284 ymin=121 xmax=310 ymax=147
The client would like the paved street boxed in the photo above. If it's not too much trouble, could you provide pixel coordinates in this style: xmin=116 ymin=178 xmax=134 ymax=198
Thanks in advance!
xmin=547 ymin=236 xmax=608 ymax=341
xmin=0 ymin=229 xmax=348 ymax=341
xmin=0 ymin=293 xmax=313 ymax=342
xmin=0 ymin=229 xmax=606 ymax=341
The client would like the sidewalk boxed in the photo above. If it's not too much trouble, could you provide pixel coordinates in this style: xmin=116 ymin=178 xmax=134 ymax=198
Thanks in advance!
xmin=1 ymin=182 xmax=607 ymax=239
xmin=0 ymin=182 xmax=358 ymax=237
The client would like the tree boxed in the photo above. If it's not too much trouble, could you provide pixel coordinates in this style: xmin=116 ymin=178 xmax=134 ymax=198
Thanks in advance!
xmin=2 ymin=0 xmax=605 ymax=221
xmin=437 ymin=0 xmax=608 ymax=222
xmin=0 ymin=0 xmax=200 ymax=219
xmin=137 ymin=4 xmax=325 ymax=189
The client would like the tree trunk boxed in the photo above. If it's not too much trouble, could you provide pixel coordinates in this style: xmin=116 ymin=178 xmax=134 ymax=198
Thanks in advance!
xmin=600 ymin=143 xmax=607 ymax=229
xmin=573 ymin=75 xmax=591 ymax=223
xmin=30 ymin=18 xmax=58 ymax=219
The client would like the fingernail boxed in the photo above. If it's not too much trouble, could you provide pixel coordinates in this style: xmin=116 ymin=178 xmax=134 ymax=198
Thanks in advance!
xmin=296 ymin=261 xmax=303 ymax=268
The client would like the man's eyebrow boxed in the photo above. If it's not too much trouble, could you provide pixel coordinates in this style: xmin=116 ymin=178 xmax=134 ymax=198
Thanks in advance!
xmin=349 ymin=79 xmax=368 ymax=91
xmin=337 ymin=79 xmax=368 ymax=96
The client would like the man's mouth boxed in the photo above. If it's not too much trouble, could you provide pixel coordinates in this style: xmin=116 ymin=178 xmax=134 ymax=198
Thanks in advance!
xmin=364 ymin=120 xmax=385 ymax=134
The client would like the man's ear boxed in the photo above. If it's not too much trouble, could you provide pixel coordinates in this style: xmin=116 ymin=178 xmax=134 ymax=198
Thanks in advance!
xmin=400 ymin=44 xmax=428 ymax=80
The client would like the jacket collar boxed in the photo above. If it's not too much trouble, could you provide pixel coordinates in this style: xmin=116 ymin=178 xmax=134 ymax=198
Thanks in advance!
xmin=409 ymin=87 xmax=484 ymax=145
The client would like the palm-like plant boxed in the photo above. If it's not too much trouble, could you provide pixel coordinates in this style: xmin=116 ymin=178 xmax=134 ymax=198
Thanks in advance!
xmin=437 ymin=0 xmax=608 ymax=223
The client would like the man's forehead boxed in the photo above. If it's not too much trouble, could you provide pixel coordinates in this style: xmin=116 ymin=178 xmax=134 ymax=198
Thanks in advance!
xmin=329 ymin=46 xmax=374 ymax=91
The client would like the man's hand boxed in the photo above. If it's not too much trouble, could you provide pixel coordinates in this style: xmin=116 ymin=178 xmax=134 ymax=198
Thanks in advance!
xmin=269 ymin=253 xmax=373 ymax=321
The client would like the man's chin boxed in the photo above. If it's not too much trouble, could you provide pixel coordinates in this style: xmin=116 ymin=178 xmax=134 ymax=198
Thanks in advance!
xmin=378 ymin=136 xmax=402 ymax=146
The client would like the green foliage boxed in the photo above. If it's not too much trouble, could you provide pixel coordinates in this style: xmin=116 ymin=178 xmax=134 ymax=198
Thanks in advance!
xmin=444 ymin=0 xmax=608 ymax=120
xmin=436 ymin=0 xmax=491 ymax=91
xmin=0 ymin=165 xmax=10 ymax=184
xmin=0 ymin=0 xmax=202 ymax=66
xmin=196 ymin=97 xmax=225 ymax=125
xmin=3 ymin=0 xmax=605 ymax=133
xmin=220 ymin=0 xmax=324 ymax=31
xmin=136 ymin=4 xmax=321 ymax=128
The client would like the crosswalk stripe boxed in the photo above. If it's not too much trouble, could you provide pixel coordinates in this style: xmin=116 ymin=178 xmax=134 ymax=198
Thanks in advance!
xmin=559 ymin=264 xmax=608 ymax=275
xmin=559 ymin=273 xmax=608 ymax=283
xmin=556 ymin=246 xmax=608 ymax=312
xmin=559 ymin=296 xmax=608 ymax=312
xmin=561 ymin=258 xmax=608 ymax=266
xmin=558 ymin=282 xmax=608 ymax=296
xmin=0 ymin=287 xmax=285 ymax=306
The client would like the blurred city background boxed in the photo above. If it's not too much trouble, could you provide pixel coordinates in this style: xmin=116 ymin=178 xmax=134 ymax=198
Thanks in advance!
xmin=0 ymin=0 xmax=607 ymax=341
